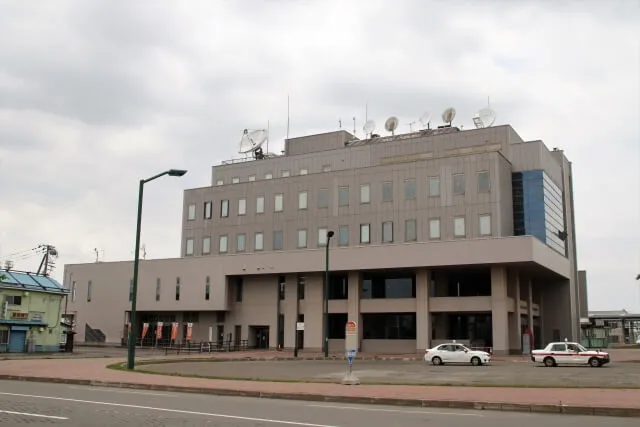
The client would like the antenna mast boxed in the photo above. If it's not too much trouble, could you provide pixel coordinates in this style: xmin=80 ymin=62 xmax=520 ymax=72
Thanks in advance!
xmin=286 ymin=95 xmax=290 ymax=140
xmin=352 ymin=117 xmax=356 ymax=135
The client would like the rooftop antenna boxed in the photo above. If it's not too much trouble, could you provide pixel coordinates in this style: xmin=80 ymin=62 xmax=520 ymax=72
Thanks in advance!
xmin=141 ymin=244 xmax=147 ymax=260
xmin=94 ymin=248 xmax=99 ymax=263
xmin=440 ymin=107 xmax=456 ymax=128
xmin=365 ymin=102 xmax=368 ymax=122
xmin=238 ymin=128 xmax=269 ymax=160
xmin=408 ymin=119 xmax=416 ymax=132
xmin=338 ymin=118 xmax=342 ymax=129
xmin=384 ymin=116 xmax=399 ymax=136
xmin=419 ymin=111 xmax=431 ymax=130
xmin=352 ymin=117 xmax=356 ymax=136
xmin=363 ymin=120 xmax=376 ymax=139
xmin=472 ymin=97 xmax=497 ymax=128
xmin=286 ymin=95 xmax=290 ymax=140
xmin=266 ymin=120 xmax=270 ymax=153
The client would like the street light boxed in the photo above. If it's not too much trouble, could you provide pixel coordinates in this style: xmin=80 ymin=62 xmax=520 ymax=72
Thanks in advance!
xmin=126 ymin=168 xmax=187 ymax=370
xmin=323 ymin=230 xmax=334 ymax=358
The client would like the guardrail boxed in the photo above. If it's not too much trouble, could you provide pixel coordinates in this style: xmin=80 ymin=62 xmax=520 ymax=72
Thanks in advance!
xmin=162 ymin=340 xmax=249 ymax=355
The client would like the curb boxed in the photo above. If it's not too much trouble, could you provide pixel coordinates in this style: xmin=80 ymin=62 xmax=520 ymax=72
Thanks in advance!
xmin=1 ymin=374 xmax=639 ymax=418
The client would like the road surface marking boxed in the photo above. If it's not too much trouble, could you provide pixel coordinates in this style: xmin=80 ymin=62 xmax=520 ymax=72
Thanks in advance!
xmin=0 ymin=392 xmax=338 ymax=426
xmin=68 ymin=386 xmax=167 ymax=397
xmin=306 ymin=404 xmax=483 ymax=417
xmin=0 ymin=410 xmax=68 ymax=420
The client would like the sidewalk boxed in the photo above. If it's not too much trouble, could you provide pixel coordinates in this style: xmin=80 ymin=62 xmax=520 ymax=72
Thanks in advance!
xmin=1 ymin=355 xmax=639 ymax=417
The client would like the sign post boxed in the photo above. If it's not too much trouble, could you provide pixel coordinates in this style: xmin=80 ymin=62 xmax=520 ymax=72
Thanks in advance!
xmin=342 ymin=320 xmax=360 ymax=385
xmin=294 ymin=321 xmax=304 ymax=358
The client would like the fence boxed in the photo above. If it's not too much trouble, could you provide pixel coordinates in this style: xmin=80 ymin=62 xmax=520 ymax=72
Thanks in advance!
xmin=161 ymin=339 xmax=249 ymax=355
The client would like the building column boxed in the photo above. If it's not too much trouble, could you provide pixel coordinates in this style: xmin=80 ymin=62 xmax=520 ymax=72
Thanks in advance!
xmin=491 ymin=266 xmax=509 ymax=355
xmin=347 ymin=271 xmax=361 ymax=350
xmin=416 ymin=268 xmax=430 ymax=352
xmin=508 ymin=270 xmax=522 ymax=353
xmin=528 ymin=277 xmax=534 ymax=343
xmin=283 ymin=274 xmax=298 ymax=349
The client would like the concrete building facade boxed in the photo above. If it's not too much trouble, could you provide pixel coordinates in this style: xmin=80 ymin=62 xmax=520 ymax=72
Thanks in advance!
xmin=64 ymin=124 xmax=585 ymax=355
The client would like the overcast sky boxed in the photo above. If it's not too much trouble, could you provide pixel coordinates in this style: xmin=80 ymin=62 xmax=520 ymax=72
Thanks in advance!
xmin=0 ymin=1 xmax=638 ymax=311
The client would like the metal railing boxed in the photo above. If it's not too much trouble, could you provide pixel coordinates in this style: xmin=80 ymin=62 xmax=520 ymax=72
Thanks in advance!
xmin=162 ymin=340 xmax=249 ymax=355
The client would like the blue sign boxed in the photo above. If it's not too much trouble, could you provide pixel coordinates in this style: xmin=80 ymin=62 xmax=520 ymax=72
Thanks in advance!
xmin=346 ymin=349 xmax=357 ymax=365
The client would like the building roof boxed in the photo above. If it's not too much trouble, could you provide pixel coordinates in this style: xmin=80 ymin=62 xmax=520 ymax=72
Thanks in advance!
xmin=589 ymin=309 xmax=640 ymax=319
xmin=0 ymin=269 xmax=68 ymax=294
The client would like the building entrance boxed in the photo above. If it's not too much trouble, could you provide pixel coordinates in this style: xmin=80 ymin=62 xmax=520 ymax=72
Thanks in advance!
xmin=249 ymin=326 xmax=269 ymax=349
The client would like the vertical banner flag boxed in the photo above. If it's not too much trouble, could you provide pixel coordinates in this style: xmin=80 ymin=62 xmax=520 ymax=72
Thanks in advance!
xmin=186 ymin=322 xmax=193 ymax=341
xmin=171 ymin=322 xmax=179 ymax=341
xmin=156 ymin=322 xmax=163 ymax=340
xmin=141 ymin=322 xmax=149 ymax=340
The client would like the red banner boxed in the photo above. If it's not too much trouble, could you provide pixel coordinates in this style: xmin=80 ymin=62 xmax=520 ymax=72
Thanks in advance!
xmin=186 ymin=322 xmax=193 ymax=342
xmin=141 ymin=323 xmax=149 ymax=340
xmin=171 ymin=322 xmax=179 ymax=341
xmin=156 ymin=322 xmax=163 ymax=340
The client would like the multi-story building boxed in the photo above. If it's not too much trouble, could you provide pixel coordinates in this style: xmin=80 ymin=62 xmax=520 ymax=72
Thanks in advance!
xmin=1 ymin=269 xmax=68 ymax=353
xmin=64 ymin=123 xmax=585 ymax=355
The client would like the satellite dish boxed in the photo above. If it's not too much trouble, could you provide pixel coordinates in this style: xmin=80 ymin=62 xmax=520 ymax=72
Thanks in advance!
xmin=418 ymin=112 xmax=431 ymax=129
xmin=441 ymin=107 xmax=456 ymax=125
xmin=238 ymin=129 xmax=268 ymax=154
xmin=363 ymin=120 xmax=376 ymax=137
xmin=472 ymin=107 xmax=496 ymax=128
xmin=384 ymin=116 xmax=399 ymax=135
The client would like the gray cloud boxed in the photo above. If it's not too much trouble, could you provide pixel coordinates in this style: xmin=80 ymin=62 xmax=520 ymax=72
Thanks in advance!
xmin=0 ymin=0 xmax=638 ymax=311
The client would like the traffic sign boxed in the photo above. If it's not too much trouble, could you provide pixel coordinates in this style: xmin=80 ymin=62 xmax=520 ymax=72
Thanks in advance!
xmin=346 ymin=349 xmax=357 ymax=365
xmin=296 ymin=322 xmax=305 ymax=331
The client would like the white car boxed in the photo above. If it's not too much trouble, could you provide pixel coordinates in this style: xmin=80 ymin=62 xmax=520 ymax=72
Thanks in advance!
xmin=531 ymin=341 xmax=610 ymax=367
xmin=424 ymin=343 xmax=492 ymax=366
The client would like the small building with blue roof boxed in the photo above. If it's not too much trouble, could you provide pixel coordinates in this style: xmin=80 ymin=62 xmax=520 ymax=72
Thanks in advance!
xmin=0 ymin=269 xmax=69 ymax=353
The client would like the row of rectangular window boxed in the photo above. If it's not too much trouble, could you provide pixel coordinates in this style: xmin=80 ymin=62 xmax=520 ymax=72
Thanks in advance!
xmin=188 ymin=171 xmax=491 ymax=220
xmin=216 ymin=166 xmax=337 ymax=186
xmin=185 ymin=214 xmax=492 ymax=256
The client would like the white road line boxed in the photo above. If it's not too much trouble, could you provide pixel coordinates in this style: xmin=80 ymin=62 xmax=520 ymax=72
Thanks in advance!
xmin=0 ymin=392 xmax=338 ymax=427
xmin=0 ymin=409 xmax=69 ymax=420
xmin=306 ymin=404 xmax=483 ymax=417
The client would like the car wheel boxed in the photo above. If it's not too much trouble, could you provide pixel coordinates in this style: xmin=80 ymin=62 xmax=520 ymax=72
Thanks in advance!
xmin=589 ymin=357 xmax=601 ymax=368
xmin=432 ymin=356 xmax=443 ymax=366
xmin=471 ymin=356 xmax=481 ymax=366
xmin=543 ymin=356 xmax=556 ymax=367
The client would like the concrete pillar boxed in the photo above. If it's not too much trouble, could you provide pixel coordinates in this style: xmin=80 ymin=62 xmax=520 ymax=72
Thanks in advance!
xmin=508 ymin=270 xmax=522 ymax=352
xmin=283 ymin=274 xmax=298 ymax=349
xmin=527 ymin=277 xmax=534 ymax=342
xmin=491 ymin=266 xmax=509 ymax=355
xmin=347 ymin=271 xmax=361 ymax=350
xmin=415 ymin=268 xmax=430 ymax=352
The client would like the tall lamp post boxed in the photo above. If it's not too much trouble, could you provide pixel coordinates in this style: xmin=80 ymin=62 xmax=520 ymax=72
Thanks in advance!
xmin=323 ymin=230 xmax=334 ymax=358
xmin=126 ymin=169 xmax=187 ymax=370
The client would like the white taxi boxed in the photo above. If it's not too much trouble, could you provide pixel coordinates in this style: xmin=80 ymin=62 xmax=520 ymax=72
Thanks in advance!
xmin=531 ymin=341 xmax=610 ymax=367
xmin=424 ymin=342 xmax=492 ymax=366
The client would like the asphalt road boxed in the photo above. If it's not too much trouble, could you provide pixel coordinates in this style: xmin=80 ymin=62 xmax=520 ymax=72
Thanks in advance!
xmin=143 ymin=359 xmax=640 ymax=388
xmin=0 ymin=380 xmax=636 ymax=427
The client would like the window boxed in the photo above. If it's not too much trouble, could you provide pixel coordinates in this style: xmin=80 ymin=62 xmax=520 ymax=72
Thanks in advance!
xmin=479 ymin=214 xmax=492 ymax=236
xmin=405 ymin=219 xmax=417 ymax=242
xmin=429 ymin=218 xmax=441 ymax=239
xmin=273 ymin=230 xmax=283 ymax=250
xmin=477 ymin=171 xmax=490 ymax=193
xmin=86 ymin=280 xmax=92 ymax=302
xmin=328 ymin=313 xmax=348 ymax=339
xmin=404 ymin=179 xmax=416 ymax=200
xmin=297 ymin=275 xmax=305 ymax=300
xmin=382 ymin=221 xmax=394 ymax=243
xmin=362 ymin=271 xmax=416 ymax=299
xmin=187 ymin=204 xmax=196 ymax=220
xmin=362 ymin=313 xmax=416 ymax=339
xmin=360 ymin=224 xmax=370 ymax=243
xmin=0 ymin=330 xmax=8 ymax=345
xmin=360 ymin=184 xmax=370 ymax=204
xmin=155 ymin=278 xmax=161 ymax=301
xmin=318 ymin=227 xmax=328 ymax=247
xmin=429 ymin=176 xmax=440 ymax=197
xmin=281 ymin=170 xmax=290 ymax=177
xmin=202 ymin=237 xmax=211 ymax=254
xmin=453 ymin=173 xmax=465 ymax=196
xmin=328 ymin=273 xmax=348 ymax=299
xmin=322 ymin=165 xmax=332 ymax=172
xmin=237 ymin=234 xmax=246 ymax=252
xmin=256 ymin=196 xmax=265 ymax=214
xmin=6 ymin=295 xmax=22 ymax=305
xmin=216 ymin=179 xmax=224 ymax=186
xmin=338 ymin=186 xmax=349 ymax=206
xmin=265 ymin=173 xmax=273 ymax=179
xmin=236 ymin=278 xmax=243 ymax=302
xmin=299 ymin=168 xmax=308 ymax=175
xmin=128 ymin=278 xmax=133 ymax=301
xmin=255 ymin=232 xmax=264 ymax=251
xmin=175 ymin=277 xmax=180 ymax=301
xmin=185 ymin=238 xmax=194 ymax=256
xmin=298 ymin=191 xmax=308 ymax=210
xmin=204 ymin=201 xmax=212 ymax=219
xmin=338 ymin=225 xmax=349 ymax=246
xmin=219 ymin=235 xmax=228 ymax=253
xmin=71 ymin=281 xmax=76 ymax=302
xmin=232 ymin=177 xmax=240 ymax=184
xmin=278 ymin=276 xmax=286 ymax=300
xmin=382 ymin=181 xmax=393 ymax=202
xmin=318 ymin=188 xmax=328 ymax=208
xmin=454 ymin=216 xmax=466 ymax=237
xmin=205 ymin=276 xmax=210 ymax=301
xmin=220 ymin=199 xmax=229 ymax=217
xmin=274 ymin=194 xmax=284 ymax=212
xmin=298 ymin=229 xmax=308 ymax=248
xmin=238 ymin=198 xmax=247 ymax=215
xmin=248 ymin=175 xmax=256 ymax=182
